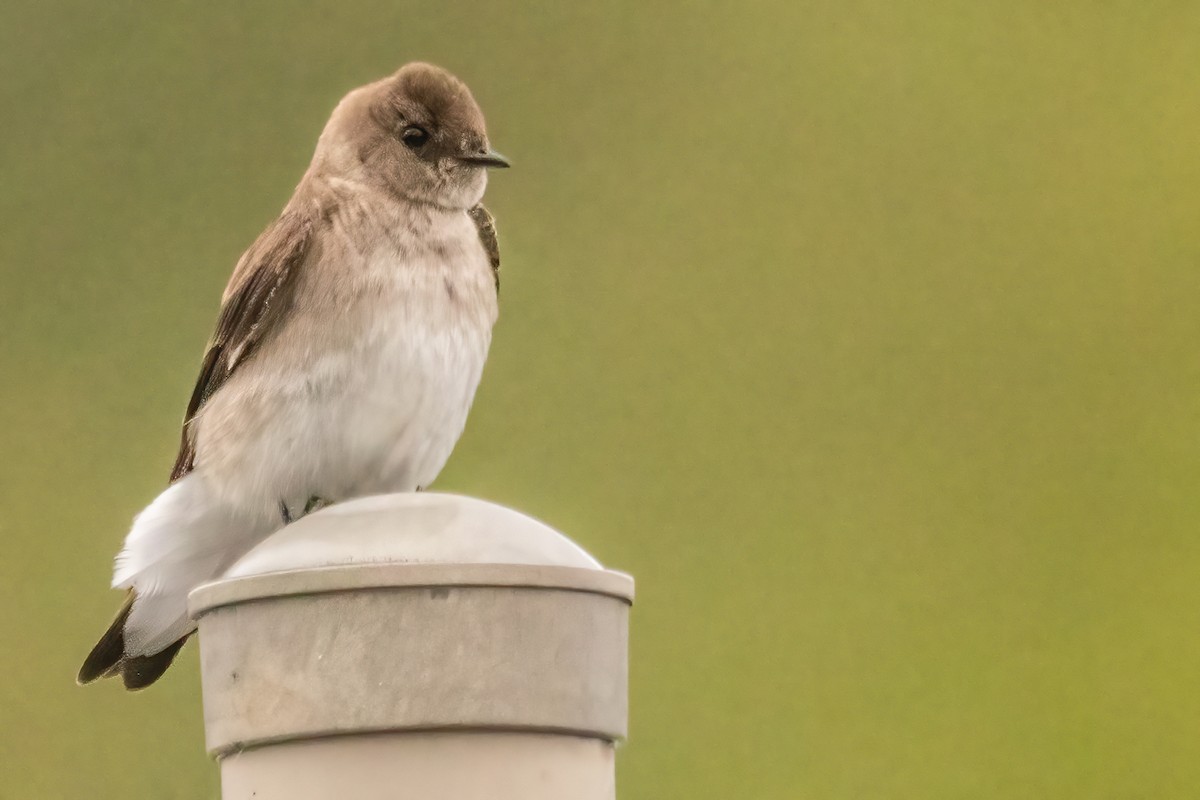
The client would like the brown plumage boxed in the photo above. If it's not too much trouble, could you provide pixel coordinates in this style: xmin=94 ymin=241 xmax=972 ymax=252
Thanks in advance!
xmin=79 ymin=61 xmax=508 ymax=690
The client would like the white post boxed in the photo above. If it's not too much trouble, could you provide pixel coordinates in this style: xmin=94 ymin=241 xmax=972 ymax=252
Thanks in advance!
xmin=188 ymin=493 xmax=633 ymax=800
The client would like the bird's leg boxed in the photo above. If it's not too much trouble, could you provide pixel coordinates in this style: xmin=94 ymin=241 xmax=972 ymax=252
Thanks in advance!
xmin=303 ymin=495 xmax=331 ymax=516
xmin=279 ymin=501 xmax=293 ymax=526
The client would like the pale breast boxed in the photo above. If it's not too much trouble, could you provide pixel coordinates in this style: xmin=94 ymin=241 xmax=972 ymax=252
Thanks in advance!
xmin=195 ymin=204 xmax=498 ymax=518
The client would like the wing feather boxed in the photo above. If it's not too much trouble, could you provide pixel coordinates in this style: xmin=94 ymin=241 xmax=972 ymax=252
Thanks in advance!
xmin=468 ymin=204 xmax=500 ymax=292
xmin=169 ymin=210 xmax=313 ymax=481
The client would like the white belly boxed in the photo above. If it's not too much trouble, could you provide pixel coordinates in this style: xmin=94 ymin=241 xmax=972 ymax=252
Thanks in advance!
xmin=194 ymin=239 xmax=497 ymax=522
xmin=302 ymin=308 xmax=491 ymax=497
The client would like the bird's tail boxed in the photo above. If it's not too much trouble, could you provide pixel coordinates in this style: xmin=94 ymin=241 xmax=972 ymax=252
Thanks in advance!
xmin=78 ymin=473 xmax=274 ymax=690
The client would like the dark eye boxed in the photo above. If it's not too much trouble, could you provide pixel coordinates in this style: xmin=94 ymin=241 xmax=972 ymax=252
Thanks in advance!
xmin=401 ymin=126 xmax=429 ymax=149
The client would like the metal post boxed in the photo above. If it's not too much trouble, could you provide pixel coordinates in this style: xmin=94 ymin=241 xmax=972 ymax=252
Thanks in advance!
xmin=188 ymin=493 xmax=633 ymax=800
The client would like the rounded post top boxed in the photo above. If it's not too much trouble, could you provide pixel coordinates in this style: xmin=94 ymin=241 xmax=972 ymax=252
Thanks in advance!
xmin=227 ymin=492 xmax=604 ymax=575
xmin=189 ymin=493 xmax=633 ymax=618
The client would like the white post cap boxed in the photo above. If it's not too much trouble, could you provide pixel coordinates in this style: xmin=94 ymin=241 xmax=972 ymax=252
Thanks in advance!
xmin=189 ymin=492 xmax=633 ymax=800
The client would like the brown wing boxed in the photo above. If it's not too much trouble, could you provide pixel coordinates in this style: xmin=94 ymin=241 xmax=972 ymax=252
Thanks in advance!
xmin=468 ymin=204 xmax=500 ymax=292
xmin=169 ymin=210 xmax=314 ymax=481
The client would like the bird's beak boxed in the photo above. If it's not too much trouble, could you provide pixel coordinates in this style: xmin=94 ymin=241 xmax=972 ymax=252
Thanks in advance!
xmin=457 ymin=149 xmax=511 ymax=169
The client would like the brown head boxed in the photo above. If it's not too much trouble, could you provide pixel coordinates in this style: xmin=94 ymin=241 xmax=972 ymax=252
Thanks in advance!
xmin=314 ymin=62 xmax=508 ymax=209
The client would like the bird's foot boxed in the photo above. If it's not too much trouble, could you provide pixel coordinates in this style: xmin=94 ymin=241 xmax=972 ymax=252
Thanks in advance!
xmin=304 ymin=495 xmax=332 ymax=516
xmin=280 ymin=496 xmax=333 ymax=525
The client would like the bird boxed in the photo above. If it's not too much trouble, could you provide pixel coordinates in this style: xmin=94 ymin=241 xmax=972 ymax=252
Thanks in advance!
xmin=78 ymin=62 xmax=509 ymax=690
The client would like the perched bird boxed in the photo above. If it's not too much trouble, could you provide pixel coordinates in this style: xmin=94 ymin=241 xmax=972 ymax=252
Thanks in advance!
xmin=78 ymin=62 xmax=509 ymax=690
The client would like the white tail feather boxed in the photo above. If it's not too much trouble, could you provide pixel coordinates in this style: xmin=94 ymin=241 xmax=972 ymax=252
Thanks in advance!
xmin=113 ymin=473 xmax=277 ymax=656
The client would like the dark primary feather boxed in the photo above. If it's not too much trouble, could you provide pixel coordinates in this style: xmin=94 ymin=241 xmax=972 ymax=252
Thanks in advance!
xmin=77 ymin=593 xmax=134 ymax=685
xmin=122 ymin=638 xmax=188 ymax=690
xmin=77 ymin=590 xmax=186 ymax=689
xmin=468 ymin=204 xmax=500 ymax=291
xmin=170 ymin=210 xmax=314 ymax=481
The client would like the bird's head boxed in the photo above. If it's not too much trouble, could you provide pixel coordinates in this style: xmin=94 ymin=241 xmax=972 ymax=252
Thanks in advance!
xmin=316 ymin=62 xmax=508 ymax=209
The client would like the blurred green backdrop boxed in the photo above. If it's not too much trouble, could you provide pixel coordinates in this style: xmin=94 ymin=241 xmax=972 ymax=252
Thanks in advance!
xmin=3 ymin=1 xmax=1200 ymax=797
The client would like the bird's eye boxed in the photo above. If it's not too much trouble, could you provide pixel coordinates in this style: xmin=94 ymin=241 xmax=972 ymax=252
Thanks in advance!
xmin=401 ymin=126 xmax=430 ymax=148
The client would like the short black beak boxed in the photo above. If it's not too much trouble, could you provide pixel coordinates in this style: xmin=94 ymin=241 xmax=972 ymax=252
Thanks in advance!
xmin=457 ymin=149 xmax=511 ymax=169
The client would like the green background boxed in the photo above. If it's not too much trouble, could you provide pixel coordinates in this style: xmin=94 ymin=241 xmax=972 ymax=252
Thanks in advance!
xmin=2 ymin=1 xmax=1198 ymax=797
